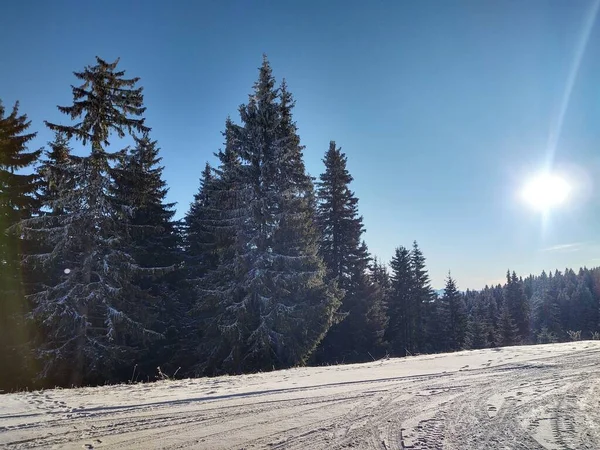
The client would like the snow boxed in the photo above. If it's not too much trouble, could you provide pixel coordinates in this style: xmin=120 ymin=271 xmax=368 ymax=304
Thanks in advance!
xmin=1 ymin=341 xmax=600 ymax=449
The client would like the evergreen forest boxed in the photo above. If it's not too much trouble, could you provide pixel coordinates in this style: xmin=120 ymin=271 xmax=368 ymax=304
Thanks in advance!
xmin=2 ymin=56 xmax=599 ymax=391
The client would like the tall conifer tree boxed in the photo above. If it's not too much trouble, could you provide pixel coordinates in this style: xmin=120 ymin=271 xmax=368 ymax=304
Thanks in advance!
xmin=439 ymin=273 xmax=468 ymax=351
xmin=111 ymin=134 xmax=180 ymax=377
xmin=504 ymin=271 xmax=530 ymax=342
xmin=192 ymin=57 xmax=341 ymax=375
xmin=409 ymin=241 xmax=434 ymax=353
xmin=315 ymin=141 xmax=386 ymax=363
xmin=23 ymin=57 xmax=163 ymax=386
xmin=385 ymin=246 xmax=412 ymax=356
xmin=0 ymin=100 xmax=41 ymax=390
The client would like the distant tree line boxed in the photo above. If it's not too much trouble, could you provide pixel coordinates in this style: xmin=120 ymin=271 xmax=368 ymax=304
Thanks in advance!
xmin=1 ymin=56 xmax=599 ymax=391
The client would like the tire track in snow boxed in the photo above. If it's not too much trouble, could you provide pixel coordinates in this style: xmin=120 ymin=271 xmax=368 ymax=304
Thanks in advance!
xmin=3 ymin=342 xmax=600 ymax=449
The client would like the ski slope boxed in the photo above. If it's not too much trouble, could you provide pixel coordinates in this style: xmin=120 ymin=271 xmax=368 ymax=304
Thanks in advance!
xmin=2 ymin=341 xmax=600 ymax=449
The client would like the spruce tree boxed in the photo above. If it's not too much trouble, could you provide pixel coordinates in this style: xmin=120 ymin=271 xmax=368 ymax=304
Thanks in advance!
xmin=238 ymin=58 xmax=341 ymax=371
xmin=439 ymin=273 xmax=468 ymax=351
xmin=482 ymin=287 xmax=500 ymax=346
xmin=498 ymin=302 xmax=519 ymax=346
xmin=504 ymin=271 xmax=530 ymax=342
xmin=0 ymin=100 xmax=41 ymax=390
xmin=315 ymin=141 xmax=386 ymax=363
xmin=468 ymin=293 xmax=491 ymax=349
xmin=409 ymin=241 xmax=434 ymax=353
xmin=385 ymin=246 xmax=412 ymax=356
xmin=111 ymin=134 xmax=181 ymax=378
xmin=187 ymin=119 xmax=247 ymax=375
xmin=557 ymin=269 xmax=577 ymax=332
xmin=571 ymin=280 xmax=596 ymax=336
xmin=362 ymin=258 xmax=389 ymax=357
xmin=371 ymin=257 xmax=391 ymax=294
xmin=28 ymin=133 xmax=78 ymax=343
xmin=38 ymin=132 xmax=74 ymax=217
xmin=193 ymin=57 xmax=341 ymax=374
xmin=371 ymin=257 xmax=392 ymax=353
xmin=184 ymin=162 xmax=216 ymax=281
xmin=316 ymin=243 xmax=388 ymax=363
xmin=111 ymin=135 xmax=178 ymax=271
xmin=185 ymin=162 xmax=218 ymax=374
xmin=23 ymin=57 xmax=162 ymax=386
xmin=531 ymin=273 xmax=561 ymax=338
xmin=316 ymin=141 xmax=364 ymax=283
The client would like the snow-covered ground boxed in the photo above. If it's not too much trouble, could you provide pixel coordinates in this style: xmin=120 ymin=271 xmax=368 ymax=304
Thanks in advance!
xmin=2 ymin=341 xmax=600 ymax=449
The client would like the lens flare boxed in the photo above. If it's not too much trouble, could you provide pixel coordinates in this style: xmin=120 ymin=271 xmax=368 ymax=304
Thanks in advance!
xmin=521 ymin=173 xmax=571 ymax=212
xmin=545 ymin=0 xmax=600 ymax=168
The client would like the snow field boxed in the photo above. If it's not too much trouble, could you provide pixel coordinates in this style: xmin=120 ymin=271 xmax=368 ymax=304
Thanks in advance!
xmin=1 ymin=341 xmax=600 ymax=449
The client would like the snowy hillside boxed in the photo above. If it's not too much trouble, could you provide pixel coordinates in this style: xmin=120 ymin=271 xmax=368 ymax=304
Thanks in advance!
xmin=2 ymin=341 xmax=600 ymax=449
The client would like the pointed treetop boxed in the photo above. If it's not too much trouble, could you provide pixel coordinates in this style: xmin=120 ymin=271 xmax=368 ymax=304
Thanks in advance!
xmin=0 ymin=100 xmax=40 ymax=169
xmin=251 ymin=55 xmax=277 ymax=107
xmin=279 ymin=78 xmax=297 ymax=127
xmin=444 ymin=273 xmax=459 ymax=295
xmin=46 ymin=56 xmax=149 ymax=148
xmin=215 ymin=117 xmax=240 ymax=170
xmin=46 ymin=131 xmax=71 ymax=163
xmin=280 ymin=78 xmax=295 ymax=105
xmin=322 ymin=141 xmax=354 ymax=182
xmin=202 ymin=162 xmax=212 ymax=181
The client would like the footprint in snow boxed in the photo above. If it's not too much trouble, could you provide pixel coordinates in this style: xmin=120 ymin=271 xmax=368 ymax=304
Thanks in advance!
xmin=487 ymin=406 xmax=498 ymax=418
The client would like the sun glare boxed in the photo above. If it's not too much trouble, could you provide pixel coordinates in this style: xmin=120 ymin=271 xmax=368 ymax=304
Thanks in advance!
xmin=521 ymin=173 xmax=571 ymax=212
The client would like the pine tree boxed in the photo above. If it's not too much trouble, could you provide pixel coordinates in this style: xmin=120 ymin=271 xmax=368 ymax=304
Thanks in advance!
xmin=439 ymin=273 xmax=468 ymax=351
xmin=498 ymin=302 xmax=519 ymax=346
xmin=362 ymin=256 xmax=389 ymax=357
xmin=193 ymin=57 xmax=341 ymax=374
xmin=409 ymin=241 xmax=434 ymax=353
xmin=571 ymin=280 xmax=596 ymax=336
xmin=112 ymin=135 xmax=178 ymax=270
xmin=185 ymin=162 xmax=220 ymax=374
xmin=0 ymin=100 xmax=41 ymax=390
xmin=468 ymin=295 xmax=491 ymax=349
xmin=111 ymin=134 xmax=181 ymax=378
xmin=423 ymin=295 xmax=444 ymax=353
xmin=38 ymin=132 xmax=74 ymax=217
xmin=371 ymin=257 xmax=391 ymax=294
xmin=316 ymin=141 xmax=364 ymax=283
xmin=185 ymin=131 xmax=241 ymax=279
xmin=385 ymin=246 xmax=412 ymax=356
xmin=28 ymin=133 xmax=78 ymax=344
xmin=184 ymin=159 xmax=222 ymax=375
xmin=371 ymin=257 xmax=392 ymax=354
xmin=532 ymin=277 xmax=561 ymax=338
xmin=185 ymin=162 xmax=216 ymax=280
xmin=187 ymin=119 xmax=247 ymax=376
xmin=316 ymin=243 xmax=388 ymax=363
xmin=23 ymin=57 xmax=162 ymax=386
xmin=314 ymin=141 xmax=386 ymax=363
xmin=504 ymin=271 xmax=530 ymax=342
xmin=482 ymin=287 xmax=500 ymax=346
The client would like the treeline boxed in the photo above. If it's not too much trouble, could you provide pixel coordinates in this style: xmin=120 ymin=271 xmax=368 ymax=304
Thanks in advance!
xmin=463 ymin=268 xmax=600 ymax=347
xmin=1 ymin=56 xmax=598 ymax=391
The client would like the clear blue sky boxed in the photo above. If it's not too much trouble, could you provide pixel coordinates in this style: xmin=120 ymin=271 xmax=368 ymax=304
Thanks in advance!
xmin=2 ymin=0 xmax=599 ymax=289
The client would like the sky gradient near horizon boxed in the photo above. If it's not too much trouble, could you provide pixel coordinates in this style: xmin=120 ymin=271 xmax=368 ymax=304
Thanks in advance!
xmin=2 ymin=0 xmax=599 ymax=289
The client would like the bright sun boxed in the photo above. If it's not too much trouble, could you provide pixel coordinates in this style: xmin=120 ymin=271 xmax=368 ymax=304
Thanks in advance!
xmin=521 ymin=173 xmax=571 ymax=212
